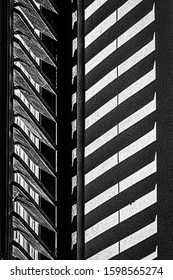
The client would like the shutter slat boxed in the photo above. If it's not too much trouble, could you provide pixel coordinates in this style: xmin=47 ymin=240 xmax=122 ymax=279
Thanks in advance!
xmin=13 ymin=155 xmax=55 ymax=205
xmin=13 ymin=183 xmax=57 ymax=232
xmin=14 ymin=40 xmax=57 ymax=94
xmin=13 ymin=97 xmax=55 ymax=149
xmin=12 ymin=212 xmax=56 ymax=259
xmin=11 ymin=0 xmax=59 ymax=260
xmin=14 ymin=11 xmax=57 ymax=66
xmin=34 ymin=0 xmax=58 ymax=14
xmin=12 ymin=241 xmax=33 ymax=260
xmin=13 ymin=124 xmax=56 ymax=176
xmin=13 ymin=125 xmax=56 ymax=177
xmin=14 ymin=68 xmax=57 ymax=122
xmin=15 ymin=0 xmax=57 ymax=40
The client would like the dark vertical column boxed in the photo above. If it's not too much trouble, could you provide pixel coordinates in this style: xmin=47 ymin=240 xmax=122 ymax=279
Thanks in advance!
xmin=41 ymin=0 xmax=73 ymax=260
xmin=156 ymin=0 xmax=173 ymax=259
xmin=56 ymin=0 xmax=73 ymax=259
xmin=40 ymin=6 xmax=58 ymax=260
xmin=0 ymin=0 xmax=13 ymax=259
xmin=77 ymin=0 xmax=85 ymax=260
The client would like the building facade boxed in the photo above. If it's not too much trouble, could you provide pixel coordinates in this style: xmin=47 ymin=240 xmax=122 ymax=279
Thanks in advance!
xmin=0 ymin=0 xmax=173 ymax=260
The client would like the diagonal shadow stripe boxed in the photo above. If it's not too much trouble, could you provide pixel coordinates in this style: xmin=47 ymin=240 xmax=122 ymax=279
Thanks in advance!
xmin=84 ymin=0 xmax=96 ymax=9
xmin=85 ymin=0 xmax=128 ymax=35
xmin=85 ymin=37 xmax=155 ymax=101
xmin=85 ymin=84 xmax=155 ymax=146
xmin=85 ymin=204 xmax=157 ymax=258
xmin=85 ymin=173 xmax=156 ymax=229
xmin=85 ymin=102 xmax=155 ymax=161
xmin=85 ymin=65 xmax=155 ymax=130
xmin=110 ymin=234 xmax=157 ymax=260
xmin=85 ymin=144 xmax=156 ymax=201
xmin=85 ymin=112 xmax=156 ymax=173
xmin=86 ymin=24 xmax=155 ymax=89
xmin=86 ymin=10 xmax=155 ymax=75
xmin=85 ymin=159 xmax=156 ymax=216
xmin=85 ymin=54 xmax=155 ymax=117
xmin=85 ymin=0 xmax=154 ymax=62
xmin=85 ymin=128 xmax=156 ymax=185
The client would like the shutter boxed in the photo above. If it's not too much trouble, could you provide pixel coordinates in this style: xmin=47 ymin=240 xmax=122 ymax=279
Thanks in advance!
xmin=12 ymin=0 xmax=58 ymax=259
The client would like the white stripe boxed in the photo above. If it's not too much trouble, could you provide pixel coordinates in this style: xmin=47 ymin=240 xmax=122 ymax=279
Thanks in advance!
xmin=72 ymin=11 xmax=77 ymax=29
xmin=85 ymin=40 xmax=117 ymax=74
xmin=85 ymin=0 xmax=144 ymax=48
xmin=72 ymin=38 xmax=77 ymax=57
xmin=118 ymin=36 xmax=155 ymax=75
xmin=85 ymin=183 xmax=119 ymax=215
xmin=119 ymin=125 xmax=156 ymax=162
xmin=72 ymin=175 xmax=77 ymax=193
xmin=85 ymin=98 xmax=156 ymax=157
xmin=71 ymin=204 xmax=77 ymax=222
xmin=72 ymin=148 xmax=77 ymax=166
xmin=141 ymin=246 xmax=158 ymax=260
xmin=119 ymin=93 xmax=156 ymax=134
xmin=85 ymin=127 xmax=156 ymax=185
xmin=85 ymin=189 xmax=156 ymax=243
xmin=85 ymin=0 xmax=109 ymax=20
xmin=85 ymin=125 xmax=118 ymax=157
xmin=85 ymin=93 xmax=118 ymax=129
xmin=86 ymin=38 xmax=155 ymax=102
xmin=85 ymin=153 xmax=118 ymax=185
xmin=119 ymin=62 xmax=156 ymax=103
xmin=118 ymin=0 xmax=144 ymax=20
xmin=118 ymin=7 xmax=155 ymax=48
xmin=85 ymin=211 xmax=119 ymax=243
xmin=71 ymin=231 xmax=77 ymax=249
xmin=85 ymin=8 xmax=154 ymax=74
xmin=72 ymin=92 xmax=77 ymax=110
xmin=85 ymin=65 xmax=156 ymax=129
xmin=85 ymin=0 xmax=144 ymax=22
xmin=85 ymin=11 xmax=117 ymax=48
xmin=72 ymin=119 xmax=76 ymax=138
xmin=120 ymin=186 xmax=157 ymax=222
xmin=120 ymin=153 xmax=157 ymax=192
xmin=85 ymin=158 xmax=156 ymax=215
xmin=87 ymin=242 xmax=119 ymax=260
xmin=120 ymin=216 xmax=157 ymax=252
xmin=88 ymin=219 xmax=157 ymax=259
xmin=86 ymin=196 xmax=157 ymax=245
xmin=72 ymin=65 xmax=77 ymax=84
xmin=86 ymin=65 xmax=118 ymax=102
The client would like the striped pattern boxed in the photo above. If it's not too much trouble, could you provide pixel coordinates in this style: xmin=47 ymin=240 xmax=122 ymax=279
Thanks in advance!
xmin=84 ymin=0 xmax=157 ymax=260
xmin=12 ymin=0 xmax=58 ymax=259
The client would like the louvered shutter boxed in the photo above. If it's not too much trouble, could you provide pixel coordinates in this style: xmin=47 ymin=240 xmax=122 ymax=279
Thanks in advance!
xmin=11 ymin=0 xmax=58 ymax=260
